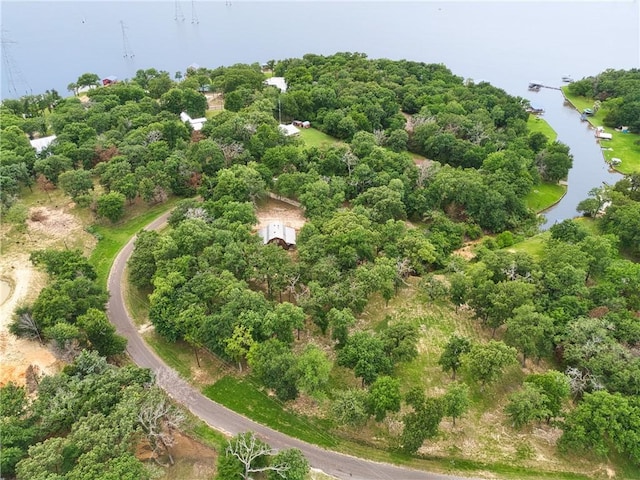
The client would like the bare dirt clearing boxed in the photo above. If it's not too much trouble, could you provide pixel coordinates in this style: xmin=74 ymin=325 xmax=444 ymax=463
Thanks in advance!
xmin=205 ymin=92 xmax=224 ymax=111
xmin=255 ymin=197 xmax=307 ymax=232
xmin=0 ymin=204 xmax=96 ymax=386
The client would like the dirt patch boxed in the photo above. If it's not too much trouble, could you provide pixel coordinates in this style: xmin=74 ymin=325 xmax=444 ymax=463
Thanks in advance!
xmin=137 ymin=432 xmax=217 ymax=480
xmin=0 ymin=205 xmax=94 ymax=387
xmin=453 ymin=238 xmax=484 ymax=261
xmin=205 ymin=92 xmax=224 ymax=111
xmin=255 ymin=197 xmax=307 ymax=232
xmin=26 ymin=206 xmax=95 ymax=252
xmin=0 ymin=252 xmax=59 ymax=386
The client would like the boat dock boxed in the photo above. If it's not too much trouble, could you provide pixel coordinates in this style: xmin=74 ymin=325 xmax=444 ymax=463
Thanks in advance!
xmin=528 ymin=81 xmax=562 ymax=91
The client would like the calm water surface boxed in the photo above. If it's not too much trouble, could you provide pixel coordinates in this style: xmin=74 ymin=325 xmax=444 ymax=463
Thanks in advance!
xmin=2 ymin=1 xmax=639 ymax=225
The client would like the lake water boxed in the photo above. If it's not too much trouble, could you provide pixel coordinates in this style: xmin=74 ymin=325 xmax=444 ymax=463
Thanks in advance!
xmin=2 ymin=0 xmax=639 ymax=225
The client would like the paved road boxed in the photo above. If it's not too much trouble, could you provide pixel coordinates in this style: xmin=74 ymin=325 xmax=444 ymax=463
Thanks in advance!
xmin=106 ymin=212 xmax=475 ymax=480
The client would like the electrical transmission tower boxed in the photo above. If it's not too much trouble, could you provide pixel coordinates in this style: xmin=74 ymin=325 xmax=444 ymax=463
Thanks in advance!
xmin=120 ymin=21 xmax=135 ymax=58
xmin=1 ymin=31 xmax=32 ymax=96
xmin=191 ymin=0 xmax=199 ymax=24
xmin=175 ymin=0 xmax=185 ymax=21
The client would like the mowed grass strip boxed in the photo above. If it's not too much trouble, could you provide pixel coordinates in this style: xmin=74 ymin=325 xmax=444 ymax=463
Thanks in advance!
xmin=527 ymin=114 xmax=558 ymax=141
xmin=525 ymin=183 xmax=565 ymax=212
xmin=562 ymin=88 xmax=640 ymax=174
xmin=203 ymin=376 xmax=339 ymax=448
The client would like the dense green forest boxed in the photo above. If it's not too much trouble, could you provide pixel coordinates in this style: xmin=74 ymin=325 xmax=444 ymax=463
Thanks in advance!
xmin=2 ymin=54 xmax=640 ymax=478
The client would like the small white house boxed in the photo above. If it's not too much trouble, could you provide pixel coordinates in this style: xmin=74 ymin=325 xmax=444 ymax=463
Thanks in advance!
xmin=265 ymin=77 xmax=287 ymax=92
xmin=258 ymin=222 xmax=296 ymax=249
xmin=279 ymin=124 xmax=300 ymax=137
xmin=180 ymin=112 xmax=207 ymax=131
xmin=29 ymin=135 xmax=57 ymax=153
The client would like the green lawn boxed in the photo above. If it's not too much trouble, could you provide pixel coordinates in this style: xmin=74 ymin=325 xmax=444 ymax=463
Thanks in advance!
xmin=144 ymin=333 xmax=194 ymax=379
xmin=525 ymin=183 xmax=566 ymax=212
xmin=203 ymin=376 xmax=339 ymax=448
xmin=508 ymin=231 xmax=549 ymax=259
xmin=298 ymin=127 xmax=342 ymax=148
xmin=89 ymin=198 xmax=178 ymax=287
xmin=527 ymin=114 xmax=558 ymax=141
xmin=562 ymin=88 xmax=640 ymax=174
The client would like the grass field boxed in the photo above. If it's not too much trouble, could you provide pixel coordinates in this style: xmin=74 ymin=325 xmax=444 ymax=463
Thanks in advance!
xmin=562 ymin=87 xmax=640 ymax=174
xmin=525 ymin=182 xmax=566 ymax=212
xmin=298 ymin=127 xmax=342 ymax=148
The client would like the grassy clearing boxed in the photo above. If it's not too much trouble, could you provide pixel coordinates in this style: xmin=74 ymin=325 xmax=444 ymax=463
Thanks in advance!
xmin=89 ymin=198 xmax=178 ymax=287
xmin=507 ymin=230 xmax=549 ymax=259
xmin=573 ymin=216 xmax=600 ymax=235
xmin=143 ymin=331 xmax=227 ymax=387
xmin=205 ymin=109 xmax=224 ymax=119
xmin=298 ymin=128 xmax=342 ymax=148
xmin=562 ymin=87 xmax=640 ymax=174
xmin=144 ymin=333 xmax=193 ymax=379
xmin=527 ymin=114 xmax=558 ymax=141
xmin=203 ymin=376 xmax=339 ymax=448
xmin=525 ymin=182 xmax=566 ymax=212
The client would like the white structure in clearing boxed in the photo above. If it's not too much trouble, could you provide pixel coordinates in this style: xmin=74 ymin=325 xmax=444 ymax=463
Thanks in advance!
xmin=180 ymin=112 xmax=207 ymax=131
xmin=258 ymin=222 xmax=297 ymax=249
xmin=279 ymin=124 xmax=300 ymax=136
xmin=265 ymin=77 xmax=287 ymax=92
xmin=29 ymin=135 xmax=57 ymax=153
xmin=595 ymin=126 xmax=613 ymax=140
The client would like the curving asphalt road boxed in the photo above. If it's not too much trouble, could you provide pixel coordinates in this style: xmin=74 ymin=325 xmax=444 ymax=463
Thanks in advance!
xmin=106 ymin=212 xmax=475 ymax=480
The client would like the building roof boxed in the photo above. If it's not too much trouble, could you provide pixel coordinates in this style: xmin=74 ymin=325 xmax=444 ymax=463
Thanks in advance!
xmin=29 ymin=135 xmax=57 ymax=153
xmin=258 ymin=223 xmax=296 ymax=246
xmin=279 ymin=124 xmax=300 ymax=136
xmin=103 ymin=75 xmax=118 ymax=82
xmin=180 ymin=112 xmax=207 ymax=131
xmin=265 ymin=77 xmax=287 ymax=92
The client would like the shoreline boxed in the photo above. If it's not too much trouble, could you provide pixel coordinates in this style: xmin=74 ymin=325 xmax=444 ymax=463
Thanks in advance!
xmin=537 ymin=180 xmax=568 ymax=216
xmin=559 ymin=89 xmax=625 ymax=176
